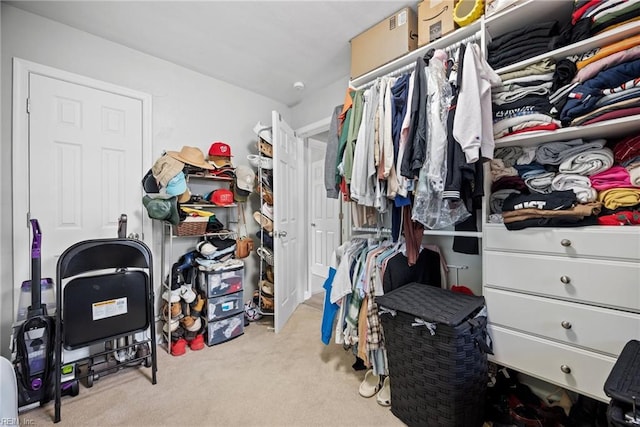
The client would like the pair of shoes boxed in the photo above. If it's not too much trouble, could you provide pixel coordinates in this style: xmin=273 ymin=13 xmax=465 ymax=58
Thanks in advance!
xmin=377 ymin=377 xmax=391 ymax=407
xmin=257 ymin=246 xmax=274 ymax=265
xmin=171 ymin=338 xmax=187 ymax=356
xmin=359 ymin=369 xmax=381 ymax=398
xmin=260 ymin=279 xmax=274 ymax=297
xmin=162 ymin=302 xmax=183 ymax=320
xmin=260 ymin=294 xmax=274 ymax=312
xmin=253 ymin=121 xmax=272 ymax=144
xmin=181 ymin=316 xmax=202 ymax=333
xmin=190 ymin=294 xmax=205 ymax=318
xmin=187 ymin=334 xmax=205 ymax=351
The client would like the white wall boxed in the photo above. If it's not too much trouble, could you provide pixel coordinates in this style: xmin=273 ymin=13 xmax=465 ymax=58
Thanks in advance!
xmin=0 ymin=4 xmax=292 ymax=356
xmin=291 ymin=77 xmax=347 ymax=129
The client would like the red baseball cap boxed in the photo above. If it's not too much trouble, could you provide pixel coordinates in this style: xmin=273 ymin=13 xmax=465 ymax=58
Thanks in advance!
xmin=209 ymin=142 xmax=232 ymax=158
xmin=210 ymin=189 xmax=234 ymax=206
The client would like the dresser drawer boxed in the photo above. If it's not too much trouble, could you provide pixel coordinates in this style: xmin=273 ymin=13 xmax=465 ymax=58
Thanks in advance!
xmin=485 ymin=288 xmax=640 ymax=357
xmin=488 ymin=325 xmax=616 ymax=402
xmin=484 ymin=224 xmax=640 ymax=261
xmin=484 ymin=251 xmax=640 ymax=311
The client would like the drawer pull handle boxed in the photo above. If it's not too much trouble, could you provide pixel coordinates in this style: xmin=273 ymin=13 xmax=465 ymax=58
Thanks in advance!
xmin=560 ymin=239 xmax=572 ymax=247
xmin=561 ymin=321 xmax=572 ymax=329
xmin=560 ymin=365 xmax=572 ymax=374
xmin=560 ymin=276 xmax=571 ymax=284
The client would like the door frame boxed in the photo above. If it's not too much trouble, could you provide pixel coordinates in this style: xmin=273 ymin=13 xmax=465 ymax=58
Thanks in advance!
xmin=296 ymin=116 xmax=339 ymax=301
xmin=11 ymin=58 xmax=153 ymax=313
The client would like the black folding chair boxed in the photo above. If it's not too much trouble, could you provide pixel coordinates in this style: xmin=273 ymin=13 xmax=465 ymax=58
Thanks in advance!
xmin=54 ymin=238 xmax=157 ymax=423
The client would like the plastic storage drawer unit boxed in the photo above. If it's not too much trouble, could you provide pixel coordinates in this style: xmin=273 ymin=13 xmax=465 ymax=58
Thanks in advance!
xmin=206 ymin=312 xmax=244 ymax=346
xmin=207 ymin=291 xmax=243 ymax=321
xmin=198 ymin=262 xmax=243 ymax=298
xmin=377 ymin=283 xmax=491 ymax=427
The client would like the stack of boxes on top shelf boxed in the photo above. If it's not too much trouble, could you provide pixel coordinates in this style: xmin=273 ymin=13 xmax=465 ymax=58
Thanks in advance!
xmin=349 ymin=0 xmax=489 ymax=80
xmin=141 ymin=143 xmax=255 ymax=356
xmin=245 ymin=122 xmax=275 ymax=317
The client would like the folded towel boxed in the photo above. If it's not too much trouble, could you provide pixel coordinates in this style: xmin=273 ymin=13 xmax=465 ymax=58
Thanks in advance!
xmin=524 ymin=171 xmax=556 ymax=194
xmin=535 ymin=138 xmax=606 ymax=165
xmin=494 ymin=146 xmax=524 ymax=168
xmin=490 ymin=159 xmax=518 ymax=182
xmin=597 ymin=187 xmax=640 ymax=210
xmin=559 ymin=148 xmax=614 ymax=176
xmin=552 ymin=173 xmax=597 ymax=203
xmin=589 ymin=165 xmax=632 ymax=191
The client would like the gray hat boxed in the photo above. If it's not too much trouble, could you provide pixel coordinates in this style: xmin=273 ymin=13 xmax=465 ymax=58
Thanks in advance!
xmin=142 ymin=195 xmax=180 ymax=225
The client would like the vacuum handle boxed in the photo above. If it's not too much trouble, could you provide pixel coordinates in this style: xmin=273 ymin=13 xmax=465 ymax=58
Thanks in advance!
xmin=118 ymin=214 xmax=127 ymax=238
xmin=29 ymin=219 xmax=44 ymax=315
xmin=30 ymin=219 xmax=42 ymax=259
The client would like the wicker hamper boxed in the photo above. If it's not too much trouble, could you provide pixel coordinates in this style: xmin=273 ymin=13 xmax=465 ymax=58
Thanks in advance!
xmin=604 ymin=339 xmax=640 ymax=426
xmin=377 ymin=283 xmax=491 ymax=427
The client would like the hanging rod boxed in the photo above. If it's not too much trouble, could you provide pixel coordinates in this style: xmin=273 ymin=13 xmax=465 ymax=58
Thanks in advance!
xmin=350 ymin=21 xmax=482 ymax=90
xmin=352 ymin=226 xmax=483 ymax=238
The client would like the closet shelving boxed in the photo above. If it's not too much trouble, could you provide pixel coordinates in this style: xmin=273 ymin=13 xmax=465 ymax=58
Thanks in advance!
xmin=480 ymin=0 xmax=640 ymax=403
xmin=159 ymin=174 xmax=238 ymax=353
xmin=347 ymin=0 xmax=640 ymax=402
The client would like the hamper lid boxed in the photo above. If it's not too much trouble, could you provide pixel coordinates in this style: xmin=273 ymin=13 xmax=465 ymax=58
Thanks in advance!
xmin=376 ymin=283 xmax=485 ymax=327
xmin=603 ymin=339 xmax=640 ymax=404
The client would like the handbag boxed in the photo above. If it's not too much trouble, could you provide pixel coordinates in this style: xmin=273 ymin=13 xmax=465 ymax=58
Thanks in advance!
xmin=235 ymin=202 xmax=254 ymax=259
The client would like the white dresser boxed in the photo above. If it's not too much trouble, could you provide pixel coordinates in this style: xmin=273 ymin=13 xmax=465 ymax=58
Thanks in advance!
xmin=483 ymin=224 xmax=640 ymax=401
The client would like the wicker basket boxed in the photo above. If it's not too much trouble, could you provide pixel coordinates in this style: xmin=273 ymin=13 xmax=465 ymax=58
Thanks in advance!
xmin=377 ymin=283 xmax=490 ymax=427
xmin=173 ymin=217 xmax=208 ymax=236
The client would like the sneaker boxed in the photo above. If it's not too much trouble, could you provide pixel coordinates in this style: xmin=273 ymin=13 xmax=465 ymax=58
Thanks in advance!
xmin=257 ymin=246 xmax=274 ymax=266
xmin=171 ymin=338 xmax=187 ymax=356
xmin=253 ymin=121 xmax=272 ymax=144
xmin=190 ymin=294 xmax=205 ymax=318
xmin=266 ymin=265 xmax=275 ymax=283
xmin=186 ymin=317 xmax=202 ymax=333
xmin=181 ymin=316 xmax=195 ymax=330
xmin=162 ymin=302 xmax=183 ymax=320
xmin=260 ymin=279 xmax=274 ymax=297
xmin=170 ymin=325 xmax=185 ymax=341
xmin=188 ymin=334 xmax=205 ymax=351
xmin=253 ymin=211 xmax=273 ymax=233
xmin=179 ymin=285 xmax=196 ymax=304
xmin=261 ymin=202 xmax=273 ymax=220
xmin=163 ymin=318 xmax=179 ymax=333
xmin=256 ymin=230 xmax=274 ymax=250
xmin=162 ymin=288 xmax=181 ymax=303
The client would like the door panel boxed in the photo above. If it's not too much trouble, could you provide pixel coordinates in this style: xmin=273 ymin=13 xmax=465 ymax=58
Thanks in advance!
xmin=310 ymin=156 xmax=340 ymax=292
xmin=272 ymin=111 xmax=302 ymax=333
xmin=29 ymin=73 xmax=143 ymax=281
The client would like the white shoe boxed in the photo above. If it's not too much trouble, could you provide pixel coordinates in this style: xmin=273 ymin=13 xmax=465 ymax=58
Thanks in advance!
xmin=162 ymin=289 xmax=181 ymax=303
xmin=376 ymin=377 xmax=391 ymax=406
xmin=253 ymin=121 xmax=272 ymax=144
xmin=358 ymin=369 xmax=381 ymax=398
xmin=179 ymin=285 xmax=196 ymax=304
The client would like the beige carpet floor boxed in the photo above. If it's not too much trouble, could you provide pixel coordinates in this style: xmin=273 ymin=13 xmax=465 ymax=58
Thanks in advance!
xmin=21 ymin=301 xmax=404 ymax=426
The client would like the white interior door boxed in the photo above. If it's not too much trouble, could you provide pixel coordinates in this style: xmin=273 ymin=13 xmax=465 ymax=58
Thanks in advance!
xmin=308 ymin=139 xmax=340 ymax=296
xmin=272 ymin=110 xmax=303 ymax=333
xmin=28 ymin=73 xmax=144 ymax=283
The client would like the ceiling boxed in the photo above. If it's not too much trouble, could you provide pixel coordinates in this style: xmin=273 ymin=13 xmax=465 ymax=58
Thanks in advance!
xmin=6 ymin=1 xmax=415 ymax=107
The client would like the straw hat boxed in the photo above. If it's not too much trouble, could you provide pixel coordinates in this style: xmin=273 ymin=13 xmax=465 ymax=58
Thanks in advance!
xmin=167 ymin=146 xmax=212 ymax=170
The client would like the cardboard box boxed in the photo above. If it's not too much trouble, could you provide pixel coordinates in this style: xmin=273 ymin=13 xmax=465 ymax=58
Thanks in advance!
xmin=350 ymin=7 xmax=418 ymax=79
xmin=418 ymin=0 xmax=458 ymax=46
